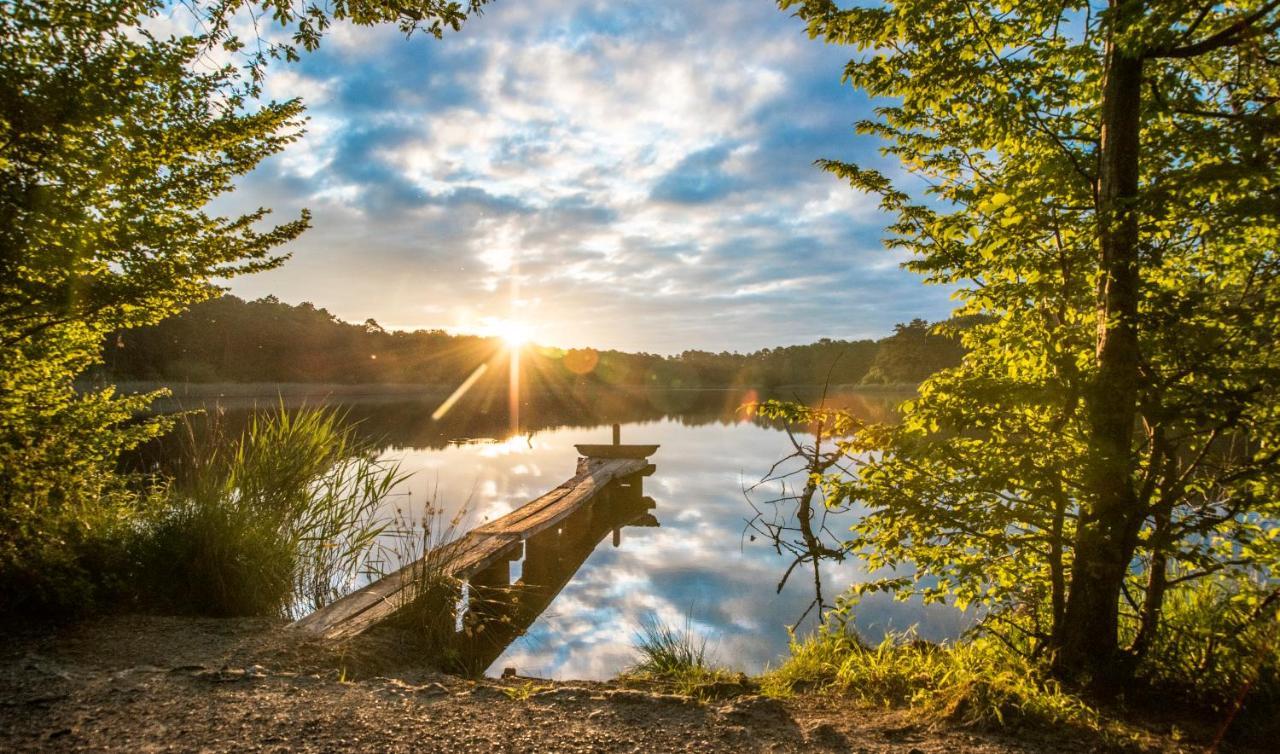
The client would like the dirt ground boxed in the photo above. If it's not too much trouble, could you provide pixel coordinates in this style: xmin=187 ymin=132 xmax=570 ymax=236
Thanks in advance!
xmin=0 ymin=615 xmax=1241 ymax=752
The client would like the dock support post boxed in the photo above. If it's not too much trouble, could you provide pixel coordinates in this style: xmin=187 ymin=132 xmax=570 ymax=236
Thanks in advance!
xmin=612 ymin=423 xmax=621 ymax=445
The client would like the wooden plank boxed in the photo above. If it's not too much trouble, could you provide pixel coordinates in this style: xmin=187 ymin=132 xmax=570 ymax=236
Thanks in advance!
xmin=292 ymin=454 xmax=651 ymax=640
xmin=475 ymin=459 xmax=645 ymax=535
xmin=307 ymin=534 xmax=523 ymax=641
xmin=481 ymin=463 xmax=635 ymax=535
xmin=573 ymin=443 xmax=659 ymax=459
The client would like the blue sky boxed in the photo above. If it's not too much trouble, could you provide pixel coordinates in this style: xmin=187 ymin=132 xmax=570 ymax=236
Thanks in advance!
xmin=218 ymin=0 xmax=954 ymax=353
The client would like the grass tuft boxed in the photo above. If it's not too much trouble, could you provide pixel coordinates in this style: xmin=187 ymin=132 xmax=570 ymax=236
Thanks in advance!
xmin=621 ymin=614 xmax=746 ymax=698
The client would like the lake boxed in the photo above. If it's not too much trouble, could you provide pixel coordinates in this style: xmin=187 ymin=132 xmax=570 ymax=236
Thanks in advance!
xmin=139 ymin=386 xmax=968 ymax=679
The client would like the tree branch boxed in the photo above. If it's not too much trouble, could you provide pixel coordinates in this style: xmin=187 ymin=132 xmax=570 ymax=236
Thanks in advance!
xmin=1148 ymin=1 xmax=1280 ymax=59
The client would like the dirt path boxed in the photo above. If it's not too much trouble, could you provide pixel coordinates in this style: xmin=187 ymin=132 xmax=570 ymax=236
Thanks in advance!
xmin=0 ymin=616 xmax=1210 ymax=752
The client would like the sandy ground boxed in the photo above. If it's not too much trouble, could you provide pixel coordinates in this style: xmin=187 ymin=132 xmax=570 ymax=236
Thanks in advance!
xmin=0 ymin=616 xmax=1236 ymax=753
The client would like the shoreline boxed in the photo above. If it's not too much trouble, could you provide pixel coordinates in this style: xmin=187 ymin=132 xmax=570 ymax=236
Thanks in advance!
xmin=77 ymin=380 xmax=920 ymax=399
xmin=0 ymin=614 xmax=1199 ymax=753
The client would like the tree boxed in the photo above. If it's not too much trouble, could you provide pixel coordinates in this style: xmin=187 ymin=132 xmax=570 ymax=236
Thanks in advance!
xmin=782 ymin=0 xmax=1280 ymax=687
xmin=0 ymin=0 xmax=487 ymax=611
xmin=861 ymin=319 xmax=965 ymax=385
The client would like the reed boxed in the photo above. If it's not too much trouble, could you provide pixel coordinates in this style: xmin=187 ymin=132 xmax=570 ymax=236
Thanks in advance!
xmin=136 ymin=404 xmax=402 ymax=618
xmin=383 ymin=500 xmax=491 ymax=675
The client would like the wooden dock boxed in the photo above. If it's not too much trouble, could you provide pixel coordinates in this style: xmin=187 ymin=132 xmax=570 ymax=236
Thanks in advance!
xmin=292 ymin=429 xmax=657 ymax=640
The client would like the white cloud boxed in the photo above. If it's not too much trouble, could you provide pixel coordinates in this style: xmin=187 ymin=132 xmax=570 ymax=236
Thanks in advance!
xmin=221 ymin=0 xmax=956 ymax=351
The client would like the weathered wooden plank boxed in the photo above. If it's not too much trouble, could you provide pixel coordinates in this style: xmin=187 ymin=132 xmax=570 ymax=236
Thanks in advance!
xmin=572 ymin=443 xmax=659 ymax=459
xmin=305 ymin=534 xmax=523 ymax=641
xmin=292 ymin=454 xmax=652 ymax=640
xmin=474 ymin=458 xmax=646 ymax=536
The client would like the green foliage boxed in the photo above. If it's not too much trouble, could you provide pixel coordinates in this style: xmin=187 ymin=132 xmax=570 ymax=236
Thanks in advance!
xmin=136 ymin=406 xmax=401 ymax=617
xmin=762 ymin=626 xmax=1096 ymax=729
xmin=779 ymin=0 xmax=1280 ymax=686
xmin=1 ymin=0 xmax=308 ymax=346
xmin=501 ymin=681 xmax=552 ymax=701
xmin=1135 ymin=577 xmax=1280 ymax=712
xmin=0 ymin=0 xmax=485 ymax=617
xmin=0 ymin=325 xmax=167 ymax=614
xmin=0 ymin=0 xmax=306 ymax=613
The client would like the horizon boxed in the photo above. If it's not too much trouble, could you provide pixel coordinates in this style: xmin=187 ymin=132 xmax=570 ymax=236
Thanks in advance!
xmin=209 ymin=290 xmax=936 ymax=358
xmin=211 ymin=0 xmax=956 ymax=353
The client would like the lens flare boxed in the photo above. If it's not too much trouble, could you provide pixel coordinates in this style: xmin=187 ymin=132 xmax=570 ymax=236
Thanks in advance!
xmin=431 ymin=363 xmax=489 ymax=421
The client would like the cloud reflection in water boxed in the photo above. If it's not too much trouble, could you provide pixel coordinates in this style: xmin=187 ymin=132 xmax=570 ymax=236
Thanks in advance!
xmin=381 ymin=415 xmax=970 ymax=680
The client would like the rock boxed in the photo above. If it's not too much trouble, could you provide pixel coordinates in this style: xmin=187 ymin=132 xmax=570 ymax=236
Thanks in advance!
xmin=23 ymin=654 xmax=72 ymax=681
xmin=805 ymin=722 xmax=847 ymax=749
xmin=501 ymin=667 xmax=518 ymax=678
xmin=110 ymin=665 xmax=167 ymax=681
xmin=717 ymin=695 xmax=790 ymax=723
xmin=603 ymin=688 xmax=697 ymax=706
xmin=193 ymin=665 xmax=265 ymax=683
xmin=531 ymin=686 xmax=594 ymax=703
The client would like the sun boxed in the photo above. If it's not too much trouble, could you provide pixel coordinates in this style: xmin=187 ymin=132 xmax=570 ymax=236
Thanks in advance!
xmin=496 ymin=319 xmax=532 ymax=349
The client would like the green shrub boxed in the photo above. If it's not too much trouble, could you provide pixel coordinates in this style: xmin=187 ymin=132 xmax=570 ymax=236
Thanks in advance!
xmin=136 ymin=406 xmax=401 ymax=618
xmin=762 ymin=626 xmax=1096 ymax=729
xmin=0 ymin=332 xmax=168 ymax=616
xmin=1135 ymin=576 xmax=1280 ymax=730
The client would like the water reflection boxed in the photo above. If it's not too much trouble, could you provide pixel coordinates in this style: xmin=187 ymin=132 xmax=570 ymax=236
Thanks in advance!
xmin=133 ymin=387 xmax=970 ymax=679
xmin=456 ymin=469 xmax=660 ymax=672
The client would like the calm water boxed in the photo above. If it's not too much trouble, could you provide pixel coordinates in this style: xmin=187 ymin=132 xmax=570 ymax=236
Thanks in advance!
xmin=143 ymin=387 xmax=968 ymax=679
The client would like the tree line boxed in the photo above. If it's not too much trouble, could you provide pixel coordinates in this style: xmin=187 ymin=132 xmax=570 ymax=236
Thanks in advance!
xmin=97 ymin=294 xmax=966 ymax=390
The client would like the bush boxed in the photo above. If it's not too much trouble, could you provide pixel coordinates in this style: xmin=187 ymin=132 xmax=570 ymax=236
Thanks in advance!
xmin=1135 ymin=576 xmax=1280 ymax=733
xmin=761 ymin=625 xmax=1096 ymax=729
xmin=135 ymin=406 xmax=401 ymax=618
xmin=0 ymin=331 xmax=167 ymax=616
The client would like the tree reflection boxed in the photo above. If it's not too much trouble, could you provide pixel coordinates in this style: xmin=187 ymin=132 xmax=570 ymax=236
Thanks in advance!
xmin=745 ymin=398 xmax=861 ymax=628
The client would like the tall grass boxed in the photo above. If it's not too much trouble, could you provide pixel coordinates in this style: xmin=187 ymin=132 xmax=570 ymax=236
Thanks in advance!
xmin=631 ymin=613 xmax=712 ymax=676
xmin=136 ymin=405 xmax=403 ymax=618
xmin=761 ymin=627 xmax=1096 ymax=729
xmin=384 ymin=502 xmax=478 ymax=673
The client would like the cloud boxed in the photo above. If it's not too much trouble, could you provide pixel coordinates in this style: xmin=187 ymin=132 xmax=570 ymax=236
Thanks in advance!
xmin=220 ymin=0 xmax=956 ymax=352
xmin=650 ymin=143 xmax=743 ymax=204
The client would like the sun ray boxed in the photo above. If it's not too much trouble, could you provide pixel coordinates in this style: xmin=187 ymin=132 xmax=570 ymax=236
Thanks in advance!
xmin=431 ymin=362 xmax=490 ymax=421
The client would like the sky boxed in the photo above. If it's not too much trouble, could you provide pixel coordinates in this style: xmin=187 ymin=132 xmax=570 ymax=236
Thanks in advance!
xmin=216 ymin=0 xmax=955 ymax=354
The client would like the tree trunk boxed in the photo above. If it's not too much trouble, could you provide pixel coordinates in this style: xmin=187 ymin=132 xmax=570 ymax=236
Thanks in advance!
xmin=1052 ymin=7 xmax=1147 ymax=685
xmin=1129 ymin=502 xmax=1171 ymax=662
xmin=1047 ymin=487 xmax=1068 ymax=645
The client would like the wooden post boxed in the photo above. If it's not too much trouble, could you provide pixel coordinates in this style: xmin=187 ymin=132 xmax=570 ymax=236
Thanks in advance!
xmin=612 ymin=423 xmax=621 ymax=445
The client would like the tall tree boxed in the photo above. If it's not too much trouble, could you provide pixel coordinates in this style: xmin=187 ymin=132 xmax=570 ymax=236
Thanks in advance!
xmin=782 ymin=0 xmax=1280 ymax=686
xmin=0 ymin=0 xmax=487 ymax=611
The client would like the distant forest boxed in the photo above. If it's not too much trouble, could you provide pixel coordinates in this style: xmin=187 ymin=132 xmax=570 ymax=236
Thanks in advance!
xmin=99 ymin=295 xmax=966 ymax=389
